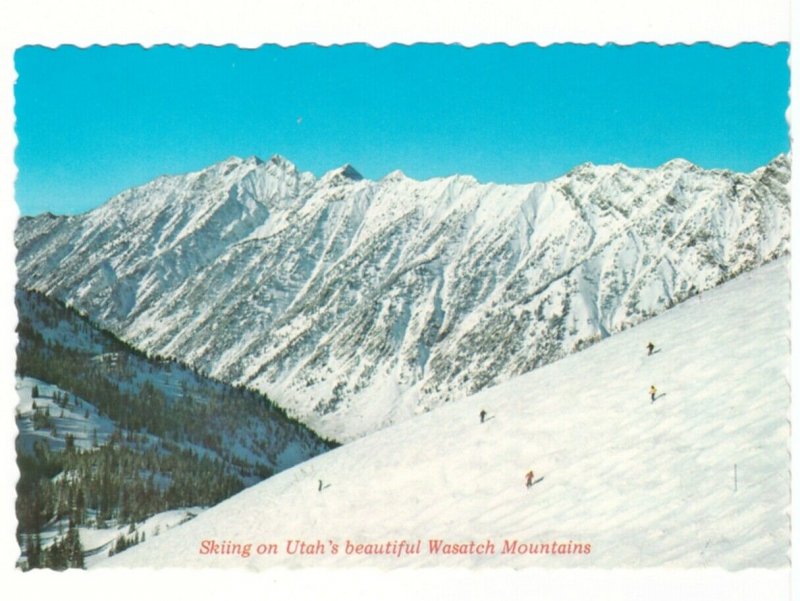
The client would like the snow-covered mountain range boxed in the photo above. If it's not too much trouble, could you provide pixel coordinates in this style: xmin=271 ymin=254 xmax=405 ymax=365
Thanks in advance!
xmin=102 ymin=257 xmax=791 ymax=570
xmin=15 ymin=154 xmax=790 ymax=441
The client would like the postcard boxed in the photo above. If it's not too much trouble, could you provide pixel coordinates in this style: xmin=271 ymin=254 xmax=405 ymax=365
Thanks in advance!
xmin=2 ymin=2 xmax=794 ymax=600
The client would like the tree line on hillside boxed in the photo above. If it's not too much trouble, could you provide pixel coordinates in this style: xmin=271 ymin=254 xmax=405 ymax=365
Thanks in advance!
xmin=17 ymin=288 xmax=338 ymax=447
xmin=15 ymin=288 xmax=337 ymax=570
xmin=17 ymin=437 xmax=243 ymax=570
xmin=17 ymin=289 xmax=336 ymax=469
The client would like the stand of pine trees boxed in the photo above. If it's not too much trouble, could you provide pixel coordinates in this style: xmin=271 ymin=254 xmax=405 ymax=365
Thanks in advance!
xmin=23 ymin=524 xmax=84 ymax=570
xmin=16 ymin=288 xmax=335 ymax=467
xmin=18 ymin=439 xmax=243 ymax=525
xmin=15 ymin=288 xmax=336 ymax=570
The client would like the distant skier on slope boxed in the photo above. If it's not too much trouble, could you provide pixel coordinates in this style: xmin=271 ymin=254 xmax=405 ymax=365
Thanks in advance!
xmin=649 ymin=385 xmax=657 ymax=403
xmin=480 ymin=409 xmax=487 ymax=423
xmin=646 ymin=341 xmax=655 ymax=355
xmin=525 ymin=470 xmax=534 ymax=488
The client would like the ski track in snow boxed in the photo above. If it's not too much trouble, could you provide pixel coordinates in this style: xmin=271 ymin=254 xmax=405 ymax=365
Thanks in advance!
xmin=102 ymin=258 xmax=790 ymax=570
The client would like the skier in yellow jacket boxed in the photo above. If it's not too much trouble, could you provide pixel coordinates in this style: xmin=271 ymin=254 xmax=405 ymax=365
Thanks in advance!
xmin=649 ymin=385 xmax=657 ymax=403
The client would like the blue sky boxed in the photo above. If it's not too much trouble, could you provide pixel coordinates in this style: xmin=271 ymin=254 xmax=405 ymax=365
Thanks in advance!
xmin=14 ymin=43 xmax=790 ymax=216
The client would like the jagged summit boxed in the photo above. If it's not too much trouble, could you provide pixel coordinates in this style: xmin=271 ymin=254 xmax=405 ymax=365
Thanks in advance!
xmin=321 ymin=163 xmax=364 ymax=184
xmin=752 ymin=153 xmax=791 ymax=180
xmin=660 ymin=157 xmax=697 ymax=171
xmin=339 ymin=164 xmax=363 ymax=180
xmin=382 ymin=169 xmax=407 ymax=181
xmin=771 ymin=152 xmax=790 ymax=166
xmin=196 ymin=154 xmax=294 ymax=177
xmin=217 ymin=155 xmax=259 ymax=168
xmin=268 ymin=154 xmax=296 ymax=169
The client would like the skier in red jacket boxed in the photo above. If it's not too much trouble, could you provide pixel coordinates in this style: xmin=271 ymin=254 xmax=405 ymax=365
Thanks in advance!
xmin=525 ymin=470 xmax=534 ymax=488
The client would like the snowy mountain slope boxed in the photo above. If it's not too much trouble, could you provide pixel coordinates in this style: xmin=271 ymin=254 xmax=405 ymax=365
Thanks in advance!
xmin=15 ymin=154 xmax=790 ymax=442
xmin=15 ymin=287 xmax=334 ymax=478
xmin=15 ymin=376 xmax=210 ymax=570
xmin=15 ymin=377 xmax=116 ymax=455
xmin=102 ymin=257 xmax=790 ymax=570
xmin=80 ymin=507 xmax=203 ymax=568
xmin=15 ymin=289 xmax=336 ymax=570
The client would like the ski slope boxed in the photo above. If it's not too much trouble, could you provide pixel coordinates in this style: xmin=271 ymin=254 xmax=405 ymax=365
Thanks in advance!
xmin=103 ymin=258 xmax=790 ymax=570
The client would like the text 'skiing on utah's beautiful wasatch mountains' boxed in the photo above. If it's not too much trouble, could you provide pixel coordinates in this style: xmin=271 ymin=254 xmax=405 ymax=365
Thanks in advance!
xmin=12 ymin=42 xmax=791 ymax=573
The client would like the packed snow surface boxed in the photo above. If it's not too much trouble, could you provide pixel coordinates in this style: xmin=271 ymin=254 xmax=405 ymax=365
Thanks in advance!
xmin=103 ymin=258 xmax=790 ymax=569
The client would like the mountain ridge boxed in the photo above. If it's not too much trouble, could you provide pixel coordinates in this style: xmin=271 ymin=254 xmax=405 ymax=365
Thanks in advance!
xmin=15 ymin=153 xmax=791 ymax=441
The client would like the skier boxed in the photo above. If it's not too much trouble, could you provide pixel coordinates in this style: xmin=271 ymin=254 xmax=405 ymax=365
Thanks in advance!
xmin=525 ymin=470 xmax=534 ymax=488
xmin=480 ymin=409 xmax=487 ymax=423
xmin=318 ymin=479 xmax=323 ymax=492
xmin=649 ymin=385 xmax=657 ymax=403
xmin=646 ymin=341 xmax=655 ymax=355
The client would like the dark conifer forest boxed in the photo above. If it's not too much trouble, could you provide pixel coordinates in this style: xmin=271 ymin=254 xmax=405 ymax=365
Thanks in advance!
xmin=15 ymin=288 xmax=335 ymax=570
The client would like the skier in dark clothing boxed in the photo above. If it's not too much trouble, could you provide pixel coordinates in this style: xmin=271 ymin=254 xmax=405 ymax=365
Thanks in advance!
xmin=480 ymin=409 xmax=487 ymax=423
xmin=646 ymin=342 xmax=655 ymax=355
xmin=525 ymin=470 xmax=534 ymax=488
xmin=318 ymin=479 xmax=323 ymax=492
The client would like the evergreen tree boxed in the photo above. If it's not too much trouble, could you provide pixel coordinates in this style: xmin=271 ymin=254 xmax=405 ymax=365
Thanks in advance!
xmin=45 ymin=536 xmax=67 ymax=570
xmin=24 ymin=533 xmax=41 ymax=570
xmin=64 ymin=525 xmax=84 ymax=569
xmin=74 ymin=488 xmax=85 ymax=526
